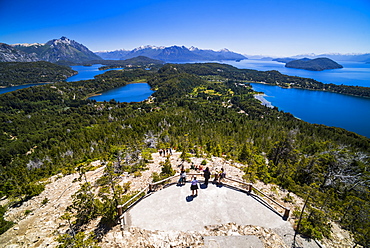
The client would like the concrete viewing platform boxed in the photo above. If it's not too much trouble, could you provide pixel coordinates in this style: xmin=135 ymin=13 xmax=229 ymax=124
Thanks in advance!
xmin=122 ymin=181 xmax=322 ymax=247
xmin=126 ymin=182 xmax=291 ymax=232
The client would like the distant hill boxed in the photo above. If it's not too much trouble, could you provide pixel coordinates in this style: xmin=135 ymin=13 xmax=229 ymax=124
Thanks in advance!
xmin=0 ymin=61 xmax=76 ymax=87
xmin=272 ymin=58 xmax=295 ymax=63
xmin=0 ymin=43 xmax=39 ymax=62
xmin=118 ymin=56 xmax=164 ymax=66
xmin=11 ymin=37 xmax=102 ymax=63
xmin=95 ymin=49 xmax=130 ymax=60
xmin=88 ymin=56 xmax=164 ymax=70
xmin=278 ymin=53 xmax=370 ymax=63
xmin=314 ymin=53 xmax=370 ymax=63
xmin=285 ymin=57 xmax=343 ymax=71
xmin=96 ymin=45 xmax=247 ymax=62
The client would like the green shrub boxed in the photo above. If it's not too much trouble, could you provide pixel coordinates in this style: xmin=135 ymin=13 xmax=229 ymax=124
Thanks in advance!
xmin=41 ymin=197 xmax=49 ymax=205
xmin=0 ymin=205 xmax=14 ymax=235
xmin=133 ymin=171 xmax=142 ymax=178
xmin=23 ymin=183 xmax=45 ymax=199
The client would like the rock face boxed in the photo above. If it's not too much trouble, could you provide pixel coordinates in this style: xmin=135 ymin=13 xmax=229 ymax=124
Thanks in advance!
xmin=285 ymin=57 xmax=343 ymax=71
xmin=96 ymin=45 xmax=247 ymax=62
xmin=100 ymin=223 xmax=287 ymax=248
xmin=0 ymin=43 xmax=39 ymax=62
xmin=10 ymin=37 xmax=102 ymax=63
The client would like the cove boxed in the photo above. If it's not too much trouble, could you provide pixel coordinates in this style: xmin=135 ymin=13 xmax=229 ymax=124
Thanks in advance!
xmin=0 ymin=83 xmax=47 ymax=95
xmin=250 ymin=83 xmax=370 ymax=138
xmin=67 ymin=64 xmax=122 ymax=82
xmin=0 ymin=64 xmax=121 ymax=95
xmin=89 ymin=83 xmax=154 ymax=103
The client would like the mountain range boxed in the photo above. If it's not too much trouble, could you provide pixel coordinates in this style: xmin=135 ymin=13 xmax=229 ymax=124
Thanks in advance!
xmin=95 ymin=45 xmax=247 ymax=62
xmin=1 ymin=36 xmax=369 ymax=64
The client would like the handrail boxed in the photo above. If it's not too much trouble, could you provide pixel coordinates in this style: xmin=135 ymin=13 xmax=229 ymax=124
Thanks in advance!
xmin=223 ymin=176 xmax=290 ymax=220
xmin=117 ymin=186 xmax=149 ymax=218
xmin=251 ymin=186 xmax=287 ymax=210
xmin=150 ymin=174 xmax=179 ymax=186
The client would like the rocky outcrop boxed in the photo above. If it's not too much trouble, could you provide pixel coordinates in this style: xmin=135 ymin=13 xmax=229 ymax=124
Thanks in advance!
xmin=0 ymin=43 xmax=39 ymax=62
xmin=101 ymin=223 xmax=287 ymax=248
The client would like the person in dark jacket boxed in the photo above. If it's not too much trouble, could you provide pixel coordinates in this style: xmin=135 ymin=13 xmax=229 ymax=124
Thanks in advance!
xmin=203 ymin=167 xmax=211 ymax=185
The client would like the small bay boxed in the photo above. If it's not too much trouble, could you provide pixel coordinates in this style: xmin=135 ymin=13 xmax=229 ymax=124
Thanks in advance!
xmin=251 ymin=83 xmax=370 ymax=138
xmin=66 ymin=64 xmax=122 ymax=82
xmin=89 ymin=83 xmax=154 ymax=103
xmin=0 ymin=83 xmax=47 ymax=95
xmin=0 ymin=64 xmax=121 ymax=94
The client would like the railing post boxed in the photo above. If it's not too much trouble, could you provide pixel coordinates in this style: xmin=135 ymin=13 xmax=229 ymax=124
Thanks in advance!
xmin=149 ymin=183 xmax=153 ymax=192
xmin=117 ymin=205 xmax=122 ymax=217
xmin=283 ymin=208 xmax=290 ymax=220
xmin=247 ymin=183 xmax=252 ymax=194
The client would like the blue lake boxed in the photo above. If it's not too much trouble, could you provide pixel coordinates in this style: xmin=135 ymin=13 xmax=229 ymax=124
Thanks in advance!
xmin=250 ymin=83 xmax=370 ymax=138
xmin=0 ymin=64 xmax=121 ymax=94
xmin=89 ymin=83 xmax=154 ymax=103
xmin=224 ymin=59 xmax=370 ymax=87
xmin=0 ymin=83 xmax=48 ymax=95
xmin=67 ymin=64 xmax=122 ymax=82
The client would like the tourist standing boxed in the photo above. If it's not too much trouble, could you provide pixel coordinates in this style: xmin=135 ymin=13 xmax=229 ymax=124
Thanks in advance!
xmin=179 ymin=169 xmax=186 ymax=185
xmin=203 ymin=167 xmax=211 ymax=185
xmin=190 ymin=176 xmax=199 ymax=196
xmin=218 ymin=168 xmax=226 ymax=184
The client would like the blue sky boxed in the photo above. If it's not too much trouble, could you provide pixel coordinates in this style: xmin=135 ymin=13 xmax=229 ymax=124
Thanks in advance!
xmin=0 ymin=0 xmax=369 ymax=56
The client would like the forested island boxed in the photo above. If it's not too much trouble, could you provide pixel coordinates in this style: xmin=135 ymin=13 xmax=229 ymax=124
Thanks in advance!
xmin=0 ymin=63 xmax=369 ymax=246
xmin=285 ymin=57 xmax=343 ymax=71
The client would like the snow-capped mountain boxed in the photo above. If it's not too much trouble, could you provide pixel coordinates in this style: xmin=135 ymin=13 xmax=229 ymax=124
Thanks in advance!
xmin=96 ymin=45 xmax=247 ymax=62
xmin=11 ymin=37 xmax=101 ymax=63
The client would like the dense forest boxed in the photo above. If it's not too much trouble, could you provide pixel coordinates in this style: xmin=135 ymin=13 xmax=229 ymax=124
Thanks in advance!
xmin=0 ymin=61 xmax=76 ymax=87
xmin=0 ymin=63 xmax=369 ymax=246
xmin=54 ymin=56 xmax=164 ymax=70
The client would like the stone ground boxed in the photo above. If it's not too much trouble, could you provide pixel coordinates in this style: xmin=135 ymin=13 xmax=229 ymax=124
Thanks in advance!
xmin=0 ymin=152 xmax=356 ymax=247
